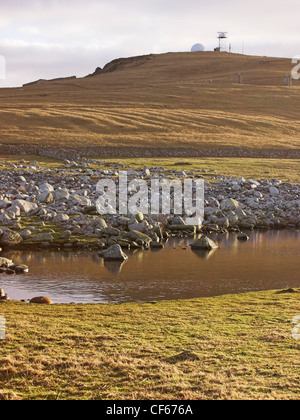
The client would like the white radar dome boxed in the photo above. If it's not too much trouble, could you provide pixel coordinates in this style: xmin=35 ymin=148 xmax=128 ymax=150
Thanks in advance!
xmin=191 ymin=43 xmax=206 ymax=52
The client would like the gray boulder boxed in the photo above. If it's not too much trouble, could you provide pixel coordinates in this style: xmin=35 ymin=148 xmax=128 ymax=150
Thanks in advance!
xmin=38 ymin=183 xmax=54 ymax=193
xmin=0 ymin=213 xmax=13 ymax=226
xmin=220 ymin=198 xmax=239 ymax=212
xmin=102 ymin=227 xmax=120 ymax=236
xmin=128 ymin=221 xmax=149 ymax=233
xmin=101 ymin=244 xmax=128 ymax=261
xmin=32 ymin=233 xmax=54 ymax=242
xmin=191 ymin=236 xmax=219 ymax=250
xmin=12 ymin=199 xmax=38 ymax=214
xmin=71 ymin=195 xmax=92 ymax=207
xmin=19 ymin=229 xmax=32 ymax=240
xmin=237 ymin=232 xmax=250 ymax=241
xmin=0 ymin=200 xmax=11 ymax=209
xmin=53 ymin=214 xmax=70 ymax=223
xmin=54 ymin=188 xmax=70 ymax=202
xmin=269 ymin=186 xmax=279 ymax=195
xmin=37 ymin=192 xmax=54 ymax=204
xmin=0 ymin=228 xmax=23 ymax=246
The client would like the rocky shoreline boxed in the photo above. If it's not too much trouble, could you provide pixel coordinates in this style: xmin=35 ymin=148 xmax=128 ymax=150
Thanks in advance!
xmin=0 ymin=158 xmax=299 ymax=257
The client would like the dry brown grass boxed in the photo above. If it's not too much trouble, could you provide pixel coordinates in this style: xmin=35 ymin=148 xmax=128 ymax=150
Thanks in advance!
xmin=0 ymin=52 xmax=299 ymax=150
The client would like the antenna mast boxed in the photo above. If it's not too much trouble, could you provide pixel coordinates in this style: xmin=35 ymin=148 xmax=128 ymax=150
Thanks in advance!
xmin=216 ymin=32 xmax=228 ymax=52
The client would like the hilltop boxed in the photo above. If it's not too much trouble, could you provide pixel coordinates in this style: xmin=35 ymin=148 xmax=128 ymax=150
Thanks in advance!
xmin=0 ymin=51 xmax=299 ymax=156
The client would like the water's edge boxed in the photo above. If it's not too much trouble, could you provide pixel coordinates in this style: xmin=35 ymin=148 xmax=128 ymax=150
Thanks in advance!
xmin=0 ymin=230 xmax=299 ymax=304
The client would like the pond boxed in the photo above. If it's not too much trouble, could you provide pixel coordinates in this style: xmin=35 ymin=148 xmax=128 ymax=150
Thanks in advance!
xmin=1 ymin=230 xmax=300 ymax=304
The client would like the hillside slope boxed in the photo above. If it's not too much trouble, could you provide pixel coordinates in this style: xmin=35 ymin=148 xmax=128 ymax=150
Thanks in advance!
xmin=0 ymin=51 xmax=299 ymax=152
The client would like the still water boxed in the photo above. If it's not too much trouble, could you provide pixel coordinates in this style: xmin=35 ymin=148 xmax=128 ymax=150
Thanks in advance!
xmin=1 ymin=230 xmax=300 ymax=304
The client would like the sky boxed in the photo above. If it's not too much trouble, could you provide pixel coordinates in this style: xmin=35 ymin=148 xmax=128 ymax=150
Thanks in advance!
xmin=0 ymin=0 xmax=299 ymax=87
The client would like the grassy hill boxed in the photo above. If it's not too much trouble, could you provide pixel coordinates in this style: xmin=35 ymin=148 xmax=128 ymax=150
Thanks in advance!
xmin=0 ymin=51 xmax=299 ymax=151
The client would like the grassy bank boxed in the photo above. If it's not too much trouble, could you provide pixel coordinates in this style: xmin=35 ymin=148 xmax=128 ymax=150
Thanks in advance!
xmin=0 ymin=290 xmax=300 ymax=400
xmin=1 ymin=155 xmax=299 ymax=181
xmin=102 ymin=157 xmax=300 ymax=181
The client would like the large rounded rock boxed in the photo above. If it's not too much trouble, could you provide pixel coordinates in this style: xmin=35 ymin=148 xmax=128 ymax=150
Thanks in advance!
xmin=0 ymin=228 xmax=23 ymax=246
xmin=101 ymin=244 xmax=128 ymax=262
xmin=0 ymin=213 xmax=13 ymax=226
xmin=227 ymin=212 xmax=239 ymax=226
xmin=37 ymin=192 xmax=53 ymax=204
xmin=269 ymin=186 xmax=279 ymax=196
xmin=238 ymin=218 xmax=256 ymax=230
xmin=128 ymin=221 xmax=149 ymax=233
xmin=30 ymin=297 xmax=52 ymax=305
xmin=91 ymin=218 xmax=107 ymax=229
xmin=38 ymin=183 xmax=54 ymax=193
xmin=191 ymin=236 xmax=219 ymax=251
xmin=54 ymin=188 xmax=70 ymax=202
xmin=53 ymin=214 xmax=69 ymax=223
xmin=19 ymin=229 xmax=32 ymax=240
xmin=32 ymin=233 xmax=54 ymax=242
xmin=102 ymin=227 xmax=120 ymax=237
xmin=71 ymin=195 xmax=92 ymax=207
xmin=215 ymin=216 xmax=229 ymax=228
xmin=220 ymin=198 xmax=239 ymax=212
xmin=125 ymin=230 xmax=152 ymax=245
xmin=11 ymin=199 xmax=38 ymax=214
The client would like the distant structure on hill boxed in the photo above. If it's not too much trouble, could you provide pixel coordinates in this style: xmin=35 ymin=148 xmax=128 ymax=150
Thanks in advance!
xmin=283 ymin=74 xmax=292 ymax=86
xmin=215 ymin=32 xmax=228 ymax=52
xmin=191 ymin=43 xmax=206 ymax=52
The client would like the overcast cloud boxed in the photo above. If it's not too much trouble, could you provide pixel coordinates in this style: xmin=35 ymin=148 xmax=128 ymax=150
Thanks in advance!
xmin=0 ymin=0 xmax=299 ymax=87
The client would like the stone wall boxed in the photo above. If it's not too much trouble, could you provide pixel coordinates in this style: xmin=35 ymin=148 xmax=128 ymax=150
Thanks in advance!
xmin=1 ymin=143 xmax=300 ymax=160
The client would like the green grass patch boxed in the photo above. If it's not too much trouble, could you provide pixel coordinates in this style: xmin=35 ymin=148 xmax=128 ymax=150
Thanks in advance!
xmin=0 ymin=155 xmax=65 ymax=170
xmin=0 ymin=155 xmax=299 ymax=181
xmin=0 ymin=290 xmax=300 ymax=400
xmin=92 ymin=157 xmax=300 ymax=181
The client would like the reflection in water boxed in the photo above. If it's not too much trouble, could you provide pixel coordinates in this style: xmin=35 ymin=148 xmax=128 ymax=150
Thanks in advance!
xmin=191 ymin=248 xmax=217 ymax=260
xmin=1 ymin=230 xmax=300 ymax=304
xmin=104 ymin=260 xmax=126 ymax=275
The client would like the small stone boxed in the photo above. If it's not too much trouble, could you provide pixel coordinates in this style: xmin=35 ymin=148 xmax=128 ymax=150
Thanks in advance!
xmin=237 ymin=232 xmax=250 ymax=241
xmin=269 ymin=186 xmax=279 ymax=195
xmin=15 ymin=265 xmax=29 ymax=274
